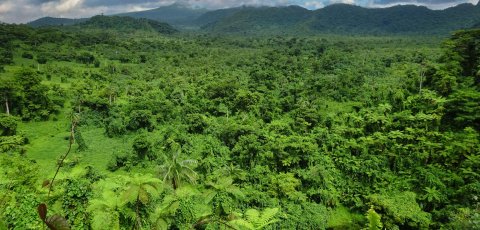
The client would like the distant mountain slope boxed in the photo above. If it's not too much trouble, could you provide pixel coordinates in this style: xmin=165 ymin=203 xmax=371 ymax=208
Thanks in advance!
xmin=195 ymin=7 xmax=245 ymax=27
xmin=77 ymin=15 xmax=177 ymax=34
xmin=199 ymin=5 xmax=311 ymax=33
xmin=311 ymin=3 xmax=480 ymax=34
xmin=27 ymin=17 xmax=87 ymax=27
xmin=308 ymin=4 xmax=439 ymax=34
xmin=25 ymin=2 xmax=480 ymax=35
xmin=440 ymin=3 xmax=480 ymax=32
xmin=199 ymin=3 xmax=480 ymax=35
xmin=117 ymin=3 xmax=208 ymax=26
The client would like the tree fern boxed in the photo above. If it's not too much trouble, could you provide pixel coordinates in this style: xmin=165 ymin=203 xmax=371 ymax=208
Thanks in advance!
xmin=151 ymin=186 xmax=195 ymax=226
xmin=229 ymin=207 xmax=280 ymax=230
xmin=88 ymin=174 xmax=162 ymax=229
xmin=120 ymin=174 xmax=163 ymax=229
xmin=88 ymin=190 xmax=123 ymax=230
xmin=120 ymin=174 xmax=163 ymax=205
xmin=204 ymin=177 xmax=245 ymax=216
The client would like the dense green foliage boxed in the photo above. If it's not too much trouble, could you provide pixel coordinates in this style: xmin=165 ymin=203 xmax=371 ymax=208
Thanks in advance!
xmin=307 ymin=3 xmax=480 ymax=35
xmin=199 ymin=5 xmax=310 ymax=34
xmin=199 ymin=3 xmax=480 ymax=35
xmin=77 ymin=15 xmax=178 ymax=34
xmin=0 ymin=22 xmax=479 ymax=229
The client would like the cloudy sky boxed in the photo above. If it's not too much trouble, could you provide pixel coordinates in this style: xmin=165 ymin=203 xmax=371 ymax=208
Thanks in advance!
xmin=0 ymin=0 xmax=478 ymax=23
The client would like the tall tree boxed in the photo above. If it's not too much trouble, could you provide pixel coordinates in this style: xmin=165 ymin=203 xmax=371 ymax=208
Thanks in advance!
xmin=0 ymin=77 xmax=18 ymax=116
xmin=158 ymin=146 xmax=197 ymax=190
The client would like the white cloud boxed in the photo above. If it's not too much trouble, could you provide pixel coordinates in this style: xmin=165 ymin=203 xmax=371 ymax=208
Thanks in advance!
xmin=41 ymin=0 xmax=84 ymax=14
xmin=329 ymin=0 xmax=355 ymax=4
xmin=367 ymin=0 xmax=475 ymax=9
xmin=0 ymin=1 xmax=14 ymax=14
xmin=184 ymin=0 xmax=292 ymax=9
xmin=0 ymin=0 xmax=40 ymax=23
xmin=303 ymin=1 xmax=325 ymax=9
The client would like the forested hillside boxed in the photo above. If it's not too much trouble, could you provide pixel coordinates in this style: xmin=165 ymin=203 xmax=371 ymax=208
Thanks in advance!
xmin=116 ymin=3 xmax=208 ymax=27
xmin=28 ymin=17 xmax=88 ymax=28
xmin=199 ymin=6 xmax=311 ymax=34
xmin=0 ymin=22 xmax=479 ymax=229
xmin=28 ymin=2 xmax=480 ymax=35
xmin=306 ymin=3 xmax=480 ymax=35
xmin=77 ymin=15 xmax=178 ymax=34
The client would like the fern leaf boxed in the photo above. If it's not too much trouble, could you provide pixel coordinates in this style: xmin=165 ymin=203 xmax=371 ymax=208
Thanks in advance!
xmin=230 ymin=219 xmax=255 ymax=230
xmin=366 ymin=206 xmax=382 ymax=230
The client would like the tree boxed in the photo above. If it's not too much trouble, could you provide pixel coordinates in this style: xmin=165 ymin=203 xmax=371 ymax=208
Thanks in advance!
xmin=151 ymin=186 xmax=211 ymax=230
xmin=13 ymin=68 xmax=56 ymax=120
xmin=0 ymin=47 xmax=13 ymax=65
xmin=132 ymin=133 xmax=154 ymax=161
xmin=89 ymin=187 xmax=125 ymax=229
xmin=89 ymin=174 xmax=162 ymax=230
xmin=444 ymin=88 xmax=480 ymax=130
xmin=121 ymin=174 xmax=163 ymax=229
xmin=127 ymin=110 xmax=155 ymax=131
xmin=204 ymin=177 xmax=245 ymax=216
xmin=157 ymin=146 xmax=197 ymax=190
xmin=0 ymin=77 xmax=17 ymax=116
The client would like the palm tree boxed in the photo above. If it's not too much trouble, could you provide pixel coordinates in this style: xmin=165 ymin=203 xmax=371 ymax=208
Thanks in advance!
xmin=158 ymin=147 xmax=197 ymax=190
xmin=213 ymin=163 xmax=247 ymax=181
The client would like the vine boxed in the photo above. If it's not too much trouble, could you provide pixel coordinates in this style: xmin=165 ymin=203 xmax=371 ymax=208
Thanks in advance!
xmin=38 ymin=113 xmax=80 ymax=230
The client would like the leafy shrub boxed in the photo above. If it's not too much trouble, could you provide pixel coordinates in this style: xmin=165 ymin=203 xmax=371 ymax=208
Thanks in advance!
xmin=279 ymin=202 xmax=328 ymax=229
xmin=105 ymin=117 xmax=127 ymax=137
xmin=369 ymin=192 xmax=431 ymax=229
xmin=107 ymin=151 xmax=132 ymax=171
xmin=21 ymin=52 xmax=33 ymax=59
xmin=132 ymin=133 xmax=154 ymax=161
xmin=76 ymin=52 xmax=96 ymax=64
xmin=0 ymin=114 xmax=19 ymax=136
xmin=37 ymin=54 xmax=48 ymax=64
xmin=127 ymin=110 xmax=154 ymax=131
xmin=61 ymin=179 xmax=92 ymax=228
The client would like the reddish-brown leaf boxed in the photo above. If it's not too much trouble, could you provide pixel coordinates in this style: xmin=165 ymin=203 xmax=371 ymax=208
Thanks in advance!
xmin=37 ymin=203 xmax=47 ymax=221
xmin=46 ymin=215 xmax=70 ymax=230
xmin=42 ymin=180 xmax=50 ymax=187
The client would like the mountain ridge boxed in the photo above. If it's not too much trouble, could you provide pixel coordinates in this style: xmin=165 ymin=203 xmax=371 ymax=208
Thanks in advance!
xmin=26 ymin=2 xmax=480 ymax=35
xmin=28 ymin=16 xmax=88 ymax=27
xmin=116 ymin=3 xmax=208 ymax=27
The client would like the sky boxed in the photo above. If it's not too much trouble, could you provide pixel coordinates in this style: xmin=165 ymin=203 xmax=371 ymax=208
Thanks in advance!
xmin=0 ymin=0 xmax=478 ymax=23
